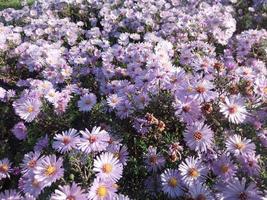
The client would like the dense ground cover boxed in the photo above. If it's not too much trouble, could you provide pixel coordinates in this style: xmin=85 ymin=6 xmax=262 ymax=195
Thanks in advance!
xmin=0 ymin=0 xmax=267 ymax=199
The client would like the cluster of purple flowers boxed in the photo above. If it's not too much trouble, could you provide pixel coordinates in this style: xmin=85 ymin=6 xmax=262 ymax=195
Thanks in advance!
xmin=0 ymin=0 xmax=266 ymax=199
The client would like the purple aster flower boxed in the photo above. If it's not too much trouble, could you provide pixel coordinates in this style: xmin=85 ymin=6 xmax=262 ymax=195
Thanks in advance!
xmin=33 ymin=155 xmax=64 ymax=188
xmin=93 ymin=152 xmax=123 ymax=182
xmin=88 ymin=178 xmax=117 ymax=200
xmin=222 ymin=178 xmax=262 ymax=200
xmin=50 ymin=182 xmax=88 ymax=200
xmin=106 ymin=143 xmax=129 ymax=166
xmin=219 ymin=95 xmax=247 ymax=124
xmin=144 ymin=146 xmax=166 ymax=173
xmin=114 ymin=194 xmax=130 ymax=200
xmin=179 ymin=156 xmax=208 ymax=186
xmin=0 ymin=158 xmax=11 ymax=181
xmin=0 ymin=87 xmax=6 ymax=100
xmin=106 ymin=94 xmax=123 ymax=109
xmin=20 ymin=151 xmax=41 ymax=175
xmin=184 ymin=121 xmax=214 ymax=153
xmin=188 ymin=183 xmax=213 ymax=200
xmin=78 ymin=93 xmax=97 ymax=112
xmin=212 ymin=155 xmax=237 ymax=180
xmin=226 ymin=134 xmax=256 ymax=156
xmin=52 ymin=128 xmax=79 ymax=153
xmin=0 ymin=189 xmax=21 ymax=200
xmin=77 ymin=126 xmax=110 ymax=154
xmin=11 ymin=121 xmax=27 ymax=140
xmin=161 ymin=169 xmax=184 ymax=198
xmin=258 ymin=129 xmax=267 ymax=147
xmin=19 ymin=173 xmax=43 ymax=197
xmin=13 ymin=98 xmax=42 ymax=122
xmin=34 ymin=135 xmax=49 ymax=152
xmin=190 ymin=79 xmax=216 ymax=102
xmin=254 ymin=75 xmax=267 ymax=101
xmin=238 ymin=153 xmax=261 ymax=176
xmin=173 ymin=97 xmax=202 ymax=123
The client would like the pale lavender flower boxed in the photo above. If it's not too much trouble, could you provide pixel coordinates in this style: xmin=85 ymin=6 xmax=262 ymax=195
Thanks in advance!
xmin=34 ymin=155 xmax=64 ymax=188
xmin=50 ymin=182 xmax=88 ymax=200
xmin=212 ymin=155 xmax=237 ymax=180
xmin=161 ymin=169 xmax=184 ymax=198
xmin=226 ymin=134 xmax=256 ymax=156
xmin=77 ymin=126 xmax=110 ymax=154
xmin=11 ymin=121 xmax=27 ymax=140
xmin=106 ymin=94 xmax=123 ymax=109
xmin=20 ymin=151 xmax=41 ymax=175
xmin=19 ymin=174 xmax=43 ymax=197
xmin=34 ymin=135 xmax=49 ymax=152
xmin=179 ymin=156 xmax=208 ymax=186
xmin=13 ymin=98 xmax=42 ymax=122
xmin=219 ymin=95 xmax=247 ymax=124
xmin=52 ymin=128 xmax=79 ymax=153
xmin=144 ymin=146 xmax=166 ymax=173
xmin=188 ymin=183 xmax=213 ymax=200
xmin=107 ymin=144 xmax=129 ymax=166
xmin=93 ymin=152 xmax=123 ymax=182
xmin=0 ymin=158 xmax=11 ymax=180
xmin=78 ymin=93 xmax=97 ymax=112
xmin=184 ymin=121 xmax=214 ymax=153
xmin=221 ymin=178 xmax=262 ymax=200
xmin=238 ymin=153 xmax=261 ymax=176
xmin=0 ymin=189 xmax=21 ymax=200
xmin=88 ymin=178 xmax=117 ymax=200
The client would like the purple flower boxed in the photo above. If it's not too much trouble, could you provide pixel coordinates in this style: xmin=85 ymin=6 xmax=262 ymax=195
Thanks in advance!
xmin=212 ymin=155 xmax=237 ymax=180
xmin=183 ymin=121 xmax=214 ymax=153
xmin=221 ymin=178 xmax=262 ymax=200
xmin=226 ymin=134 xmax=256 ymax=156
xmin=13 ymin=97 xmax=42 ymax=122
xmin=219 ymin=95 xmax=247 ymax=124
xmin=93 ymin=152 xmax=123 ymax=182
xmin=144 ymin=146 xmax=166 ymax=173
xmin=238 ymin=153 xmax=261 ymax=176
xmin=179 ymin=156 xmax=208 ymax=186
xmin=34 ymin=135 xmax=49 ymax=152
xmin=78 ymin=93 xmax=97 ymax=112
xmin=11 ymin=122 xmax=27 ymax=140
xmin=0 ymin=189 xmax=21 ymax=200
xmin=33 ymin=155 xmax=64 ymax=188
xmin=52 ymin=128 xmax=79 ymax=153
xmin=77 ymin=126 xmax=110 ymax=154
xmin=161 ymin=169 xmax=184 ymax=198
xmin=51 ymin=182 xmax=88 ymax=200
xmin=20 ymin=151 xmax=42 ymax=175
xmin=188 ymin=183 xmax=213 ymax=200
xmin=106 ymin=143 xmax=129 ymax=166
xmin=0 ymin=158 xmax=11 ymax=181
xmin=19 ymin=173 xmax=43 ymax=198
xmin=88 ymin=178 xmax=117 ymax=200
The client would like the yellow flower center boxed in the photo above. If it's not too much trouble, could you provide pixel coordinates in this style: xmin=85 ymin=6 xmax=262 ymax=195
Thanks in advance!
xmin=97 ymin=186 xmax=108 ymax=197
xmin=0 ymin=164 xmax=9 ymax=173
xmin=27 ymin=106 xmax=34 ymax=113
xmin=188 ymin=168 xmax=199 ymax=177
xmin=168 ymin=177 xmax=178 ymax=187
xmin=102 ymin=163 xmax=113 ymax=173
xmin=264 ymin=87 xmax=267 ymax=94
xmin=45 ymin=165 xmax=56 ymax=176
xmin=235 ymin=142 xmax=245 ymax=150
xmin=220 ymin=164 xmax=229 ymax=173
xmin=193 ymin=131 xmax=203 ymax=141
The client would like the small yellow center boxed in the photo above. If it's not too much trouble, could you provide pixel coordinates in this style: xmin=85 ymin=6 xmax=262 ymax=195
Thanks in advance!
xmin=188 ymin=168 xmax=199 ymax=177
xmin=0 ymin=164 xmax=9 ymax=173
xmin=27 ymin=106 xmax=34 ymax=113
xmin=235 ymin=143 xmax=245 ymax=150
xmin=102 ymin=163 xmax=113 ymax=173
xmin=168 ymin=177 xmax=178 ymax=187
xmin=220 ymin=164 xmax=229 ymax=173
xmin=97 ymin=186 xmax=108 ymax=197
xmin=45 ymin=165 xmax=56 ymax=176
xmin=264 ymin=87 xmax=267 ymax=94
